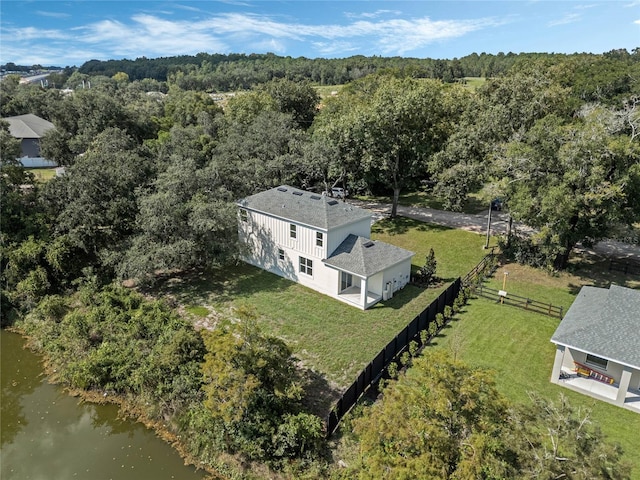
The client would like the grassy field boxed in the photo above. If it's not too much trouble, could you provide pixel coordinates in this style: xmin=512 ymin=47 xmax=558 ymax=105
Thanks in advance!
xmin=154 ymin=218 xmax=489 ymax=396
xmin=462 ymin=76 xmax=487 ymax=91
xmin=26 ymin=167 xmax=57 ymax=182
xmin=434 ymin=275 xmax=640 ymax=477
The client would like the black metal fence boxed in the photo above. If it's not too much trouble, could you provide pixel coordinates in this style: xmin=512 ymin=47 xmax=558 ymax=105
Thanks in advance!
xmin=325 ymin=278 xmax=461 ymax=436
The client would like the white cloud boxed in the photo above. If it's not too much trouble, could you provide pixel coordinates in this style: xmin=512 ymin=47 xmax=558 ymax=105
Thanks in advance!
xmin=548 ymin=13 xmax=582 ymax=27
xmin=36 ymin=11 xmax=71 ymax=19
xmin=0 ymin=10 xmax=505 ymax=65
xmin=635 ymin=18 xmax=640 ymax=24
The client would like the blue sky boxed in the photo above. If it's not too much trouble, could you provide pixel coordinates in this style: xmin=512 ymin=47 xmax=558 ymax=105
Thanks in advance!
xmin=1 ymin=1 xmax=639 ymax=66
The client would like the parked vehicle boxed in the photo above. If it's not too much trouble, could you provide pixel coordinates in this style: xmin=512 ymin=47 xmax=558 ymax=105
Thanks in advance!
xmin=491 ymin=198 xmax=503 ymax=211
xmin=324 ymin=187 xmax=348 ymax=198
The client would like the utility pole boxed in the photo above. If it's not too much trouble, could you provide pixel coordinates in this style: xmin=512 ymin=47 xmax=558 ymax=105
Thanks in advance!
xmin=484 ymin=201 xmax=492 ymax=249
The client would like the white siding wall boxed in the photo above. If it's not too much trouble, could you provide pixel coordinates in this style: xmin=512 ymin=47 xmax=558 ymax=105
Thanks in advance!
xmin=239 ymin=209 xmax=339 ymax=296
xmin=381 ymin=258 xmax=413 ymax=296
xmin=326 ymin=218 xmax=371 ymax=255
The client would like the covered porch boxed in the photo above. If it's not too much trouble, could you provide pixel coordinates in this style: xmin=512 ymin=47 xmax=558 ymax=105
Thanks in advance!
xmin=337 ymin=284 xmax=382 ymax=310
xmin=557 ymin=366 xmax=640 ymax=414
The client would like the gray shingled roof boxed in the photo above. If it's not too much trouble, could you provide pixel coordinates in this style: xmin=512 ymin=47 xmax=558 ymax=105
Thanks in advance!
xmin=3 ymin=114 xmax=54 ymax=139
xmin=323 ymin=234 xmax=414 ymax=277
xmin=238 ymin=185 xmax=371 ymax=230
xmin=551 ymin=285 xmax=640 ymax=369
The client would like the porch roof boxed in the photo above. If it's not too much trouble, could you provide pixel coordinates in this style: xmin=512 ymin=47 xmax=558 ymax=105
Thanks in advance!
xmin=323 ymin=234 xmax=414 ymax=277
xmin=551 ymin=285 xmax=640 ymax=370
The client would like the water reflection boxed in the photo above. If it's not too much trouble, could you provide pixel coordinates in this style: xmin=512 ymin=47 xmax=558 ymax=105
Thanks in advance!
xmin=1 ymin=330 xmax=206 ymax=480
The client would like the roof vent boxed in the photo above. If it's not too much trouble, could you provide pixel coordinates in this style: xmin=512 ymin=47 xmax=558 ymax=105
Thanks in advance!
xmin=277 ymin=187 xmax=288 ymax=192
xmin=363 ymin=241 xmax=375 ymax=248
xmin=310 ymin=195 xmax=321 ymax=200
xmin=292 ymin=191 xmax=303 ymax=196
xmin=327 ymin=200 xmax=339 ymax=206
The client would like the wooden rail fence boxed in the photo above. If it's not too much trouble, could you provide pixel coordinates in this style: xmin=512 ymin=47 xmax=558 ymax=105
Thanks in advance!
xmin=474 ymin=284 xmax=563 ymax=319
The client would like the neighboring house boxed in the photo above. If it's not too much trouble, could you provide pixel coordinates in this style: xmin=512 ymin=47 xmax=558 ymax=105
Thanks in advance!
xmin=237 ymin=185 xmax=414 ymax=309
xmin=550 ymin=284 xmax=640 ymax=411
xmin=3 ymin=113 xmax=57 ymax=167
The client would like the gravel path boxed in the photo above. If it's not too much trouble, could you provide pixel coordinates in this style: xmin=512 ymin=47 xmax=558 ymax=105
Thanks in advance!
xmin=349 ymin=199 xmax=640 ymax=263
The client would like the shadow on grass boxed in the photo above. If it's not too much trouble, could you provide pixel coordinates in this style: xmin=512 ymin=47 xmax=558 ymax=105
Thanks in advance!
xmin=369 ymin=284 xmax=423 ymax=310
xmin=372 ymin=216 xmax=451 ymax=236
xmin=299 ymin=367 xmax=342 ymax=418
xmin=148 ymin=263 xmax=296 ymax=305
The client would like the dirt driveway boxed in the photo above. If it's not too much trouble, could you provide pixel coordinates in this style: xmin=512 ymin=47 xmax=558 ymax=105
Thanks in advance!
xmin=349 ymin=199 xmax=640 ymax=263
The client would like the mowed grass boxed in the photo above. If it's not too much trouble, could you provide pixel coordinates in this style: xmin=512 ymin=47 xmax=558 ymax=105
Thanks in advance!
xmin=356 ymin=189 xmax=489 ymax=214
xmin=156 ymin=218 xmax=489 ymax=389
xmin=434 ymin=287 xmax=640 ymax=477
xmin=26 ymin=167 xmax=57 ymax=182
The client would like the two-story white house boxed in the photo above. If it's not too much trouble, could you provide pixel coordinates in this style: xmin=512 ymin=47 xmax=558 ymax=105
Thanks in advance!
xmin=237 ymin=185 xmax=414 ymax=309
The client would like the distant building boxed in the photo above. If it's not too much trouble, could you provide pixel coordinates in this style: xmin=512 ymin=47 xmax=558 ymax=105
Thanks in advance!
xmin=2 ymin=113 xmax=57 ymax=167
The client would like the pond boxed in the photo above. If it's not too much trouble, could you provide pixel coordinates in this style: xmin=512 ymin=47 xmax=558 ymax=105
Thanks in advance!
xmin=1 ymin=329 xmax=207 ymax=480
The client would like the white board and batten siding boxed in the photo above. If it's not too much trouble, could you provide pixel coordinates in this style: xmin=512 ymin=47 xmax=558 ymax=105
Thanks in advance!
xmin=238 ymin=209 xmax=339 ymax=296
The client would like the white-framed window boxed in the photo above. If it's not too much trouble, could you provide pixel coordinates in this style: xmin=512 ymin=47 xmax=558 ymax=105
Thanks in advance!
xmin=585 ymin=353 xmax=608 ymax=370
xmin=299 ymin=256 xmax=313 ymax=276
xmin=278 ymin=248 xmax=285 ymax=261
xmin=239 ymin=209 xmax=248 ymax=222
xmin=290 ymin=223 xmax=297 ymax=239
xmin=316 ymin=232 xmax=323 ymax=247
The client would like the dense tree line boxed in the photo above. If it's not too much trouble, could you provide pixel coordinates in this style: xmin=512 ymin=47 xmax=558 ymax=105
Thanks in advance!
xmin=1 ymin=50 xmax=639 ymax=477
xmin=70 ymin=49 xmax=640 ymax=89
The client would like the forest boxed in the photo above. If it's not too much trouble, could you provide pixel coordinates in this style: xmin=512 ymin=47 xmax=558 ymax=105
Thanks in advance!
xmin=1 ymin=49 xmax=639 ymax=478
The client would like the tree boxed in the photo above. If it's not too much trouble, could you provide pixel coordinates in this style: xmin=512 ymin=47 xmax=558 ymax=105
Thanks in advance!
xmin=347 ymin=351 xmax=512 ymax=479
xmin=494 ymin=106 xmax=640 ymax=269
xmin=430 ymin=67 xmax=572 ymax=211
xmin=200 ymin=309 xmax=323 ymax=462
xmin=118 ymin=156 xmax=238 ymax=283
xmin=506 ymin=393 xmax=631 ymax=479
xmin=343 ymin=352 xmax=631 ymax=479
xmin=258 ymin=78 xmax=320 ymax=129
xmin=416 ymin=248 xmax=437 ymax=285
xmin=316 ymin=74 xmax=462 ymax=216
xmin=42 ymin=128 xmax=154 ymax=271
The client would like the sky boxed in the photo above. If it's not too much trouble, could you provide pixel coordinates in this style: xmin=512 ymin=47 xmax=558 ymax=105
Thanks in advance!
xmin=1 ymin=1 xmax=639 ymax=66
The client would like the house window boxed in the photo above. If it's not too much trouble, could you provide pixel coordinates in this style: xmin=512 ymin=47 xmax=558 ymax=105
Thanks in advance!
xmin=239 ymin=209 xmax=248 ymax=222
xmin=585 ymin=354 xmax=608 ymax=370
xmin=341 ymin=272 xmax=353 ymax=291
xmin=299 ymin=256 xmax=313 ymax=276
xmin=278 ymin=248 xmax=285 ymax=261
xmin=290 ymin=224 xmax=297 ymax=239
xmin=316 ymin=232 xmax=323 ymax=247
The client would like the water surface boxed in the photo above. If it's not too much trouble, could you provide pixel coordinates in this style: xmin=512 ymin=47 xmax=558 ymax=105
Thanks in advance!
xmin=1 ymin=329 xmax=207 ymax=480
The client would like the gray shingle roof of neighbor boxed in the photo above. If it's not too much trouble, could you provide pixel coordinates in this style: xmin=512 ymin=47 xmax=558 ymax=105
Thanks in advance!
xmin=3 ymin=114 xmax=55 ymax=139
xmin=551 ymin=285 xmax=640 ymax=369
xmin=323 ymin=234 xmax=414 ymax=277
xmin=238 ymin=185 xmax=371 ymax=230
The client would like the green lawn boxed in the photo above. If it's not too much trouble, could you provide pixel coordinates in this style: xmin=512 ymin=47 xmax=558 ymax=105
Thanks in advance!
xmin=155 ymin=219 xmax=489 ymax=392
xmin=356 ymin=189 xmax=490 ymax=214
xmin=26 ymin=167 xmax=57 ymax=182
xmin=434 ymin=295 xmax=640 ymax=478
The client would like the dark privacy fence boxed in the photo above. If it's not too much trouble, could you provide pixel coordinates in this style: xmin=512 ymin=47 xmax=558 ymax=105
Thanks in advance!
xmin=325 ymin=277 xmax=462 ymax=436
